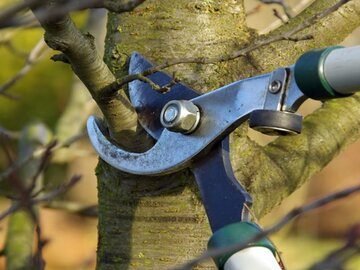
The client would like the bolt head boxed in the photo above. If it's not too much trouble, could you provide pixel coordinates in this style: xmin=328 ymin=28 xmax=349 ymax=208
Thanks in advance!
xmin=269 ymin=80 xmax=282 ymax=93
xmin=160 ymin=100 xmax=200 ymax=134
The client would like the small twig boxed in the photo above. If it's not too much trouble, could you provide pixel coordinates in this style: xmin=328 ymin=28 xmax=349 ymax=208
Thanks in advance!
xmin=171 ymin=184 xmax=360 ymax=270
xmin=0 ymin=38 xmax=48 ymax=98
xmin=0 ymin=132 xmax=84 ymax=184
xmin=27 ymin=141 xmax=57 ymax=193
xmin=32 ymin=222 xmax=47 ymax=270
xmin=134 ymin=72 xmax=179 ymax=93
xmin=106 ymin=0 xmax=347 ymax=95
xmin=0 ymin=175 xmax=81 ymax=222
xmin=309 ymin=224 xmax=360 ymax=270
xmin=0 ymin=0 xmax=146 ymax=28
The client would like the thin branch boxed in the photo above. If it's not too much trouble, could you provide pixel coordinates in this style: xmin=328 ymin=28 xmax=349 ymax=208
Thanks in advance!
xmin=0 ymin=0 xmax=146 ymax=28
xmin=27 ymin=140 xmax=57 ymax=193
xmin=171 ymin=184 xmax=360 ymax=270
xmin=309 ymin=224 xmax=360 ymax=270
xmin=0 ymin=132 xmax=84 ymax=184
xmin=0 ymin=38 xmax=48 ymax=98
xmin=0 ymin=175 xmax=81 ymax=222
xmin=0 ymin=0 xmax=41 ymax=27
xmin=106 ymin=0 xmax=347 ymax=95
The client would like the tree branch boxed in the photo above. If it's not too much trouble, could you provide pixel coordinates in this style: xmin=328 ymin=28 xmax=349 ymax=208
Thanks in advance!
xmin=0 ymin=0 xmax=146 ymax=28
xmin=26 ymin=0 xmax=152 ymax=150
xmin=309 ymin=224 xmax=360 ymax=270
xmin=104 ymin=0 xmax=348 ymax=95
xmin=0 ymin=175 xmax=81 ymax=222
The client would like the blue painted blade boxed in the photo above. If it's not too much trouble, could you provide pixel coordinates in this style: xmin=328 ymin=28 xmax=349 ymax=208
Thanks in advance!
xmin=128 ymin=52 xmax=252 ymax=232
xmin=192 ymin=138 xmax=252 ymax=232
xmin=128 ymin=52 xmax=199 ymax=140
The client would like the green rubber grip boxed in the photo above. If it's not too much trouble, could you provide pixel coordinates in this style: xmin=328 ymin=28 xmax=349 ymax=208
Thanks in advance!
xmin=294 ymin=46 xmax=347 ymax=100
xmin=207 ymin=222 xmax=276 ymax=270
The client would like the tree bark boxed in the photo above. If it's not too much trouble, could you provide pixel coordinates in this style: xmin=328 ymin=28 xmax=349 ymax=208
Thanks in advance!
xmin=97 ymin=0 xmax=360 ymax=269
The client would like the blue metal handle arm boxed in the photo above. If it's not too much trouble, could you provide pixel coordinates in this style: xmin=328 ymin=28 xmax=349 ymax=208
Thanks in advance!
xmin=87 ymin=68 xmax=306 ymax=175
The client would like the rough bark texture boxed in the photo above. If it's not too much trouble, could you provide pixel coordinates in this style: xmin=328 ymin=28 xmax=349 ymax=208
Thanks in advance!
xmin=96 ymin=0 xmax=360 ymax=269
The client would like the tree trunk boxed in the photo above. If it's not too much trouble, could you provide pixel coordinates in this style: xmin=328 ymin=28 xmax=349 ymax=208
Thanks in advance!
xmin=97 ymin=0 xmax=360 ymax=269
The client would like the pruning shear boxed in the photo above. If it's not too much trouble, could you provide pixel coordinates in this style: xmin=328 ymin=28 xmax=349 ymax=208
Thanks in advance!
xmin=87 ymin=46 xmax=360 ymax=270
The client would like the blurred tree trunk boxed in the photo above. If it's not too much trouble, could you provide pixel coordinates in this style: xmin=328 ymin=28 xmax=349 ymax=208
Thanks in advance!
xmin=96 ymin=0 xmax=360 ymax=269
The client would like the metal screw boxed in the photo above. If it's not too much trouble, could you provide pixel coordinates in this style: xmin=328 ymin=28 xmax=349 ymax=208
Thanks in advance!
xmin=268 ymin=80 xmax=282 ymax=93
xmin=160 ymin=100 xmax=201 ymax=134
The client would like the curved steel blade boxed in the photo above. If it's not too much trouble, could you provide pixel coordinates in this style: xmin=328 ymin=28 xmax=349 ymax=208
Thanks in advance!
xmin=128 ymin=53 xmax=199 ymax=139
xmin=87 ymin=74 xmax=268 ymax=175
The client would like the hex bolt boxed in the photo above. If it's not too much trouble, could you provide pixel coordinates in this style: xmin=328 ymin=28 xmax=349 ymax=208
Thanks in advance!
xmin=268 ymin=80 xmax=282 ymax=93
xmin=160 ymin=100 xmax=201 ymax=134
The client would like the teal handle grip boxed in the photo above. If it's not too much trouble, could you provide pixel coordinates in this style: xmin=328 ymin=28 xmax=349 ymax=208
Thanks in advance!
xmin=323 ymin=46 xmax=360 ymax=95
xmin=207 ymin=222 xmax=277 ymax=270
xmin=294 ymin=46 xmax=344 ymax=100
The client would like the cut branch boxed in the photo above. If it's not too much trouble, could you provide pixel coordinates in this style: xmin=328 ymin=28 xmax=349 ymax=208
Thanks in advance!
xmin=26 ymin=0 xmax=151 ymax=149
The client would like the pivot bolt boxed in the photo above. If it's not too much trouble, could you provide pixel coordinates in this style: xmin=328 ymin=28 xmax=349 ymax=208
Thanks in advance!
xmin=268 ymin=80 xmax=282 ymax=93
xmin=160 ymin=100 xmax=200 ymax=134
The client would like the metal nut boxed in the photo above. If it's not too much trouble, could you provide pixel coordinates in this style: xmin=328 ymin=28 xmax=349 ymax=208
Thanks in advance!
xmin=160 ymin=100 xmax=200 ymax=134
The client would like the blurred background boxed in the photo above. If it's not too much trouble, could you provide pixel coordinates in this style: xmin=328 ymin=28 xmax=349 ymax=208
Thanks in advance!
xmin=0 ymin=0 xmax=359 ymax=269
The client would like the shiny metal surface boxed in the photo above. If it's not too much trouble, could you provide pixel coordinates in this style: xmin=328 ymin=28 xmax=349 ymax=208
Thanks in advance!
xmin=87 ymin=73 xmax=273 ymax=175
xmin=88 ymin=52 xmax=306 ymax=175
xmin=128 ymin=53 xmax=199 ymax=139
xmin=160 ymin=100 xmax=201 ymax=134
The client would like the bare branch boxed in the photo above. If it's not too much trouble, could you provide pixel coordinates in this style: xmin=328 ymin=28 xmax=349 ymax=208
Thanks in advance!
xmin=0 ymin=132 xmax=84 ymax=184
xmin=310 ymin=224 xmax=360 ymax=270
xmin=105 ymin=0 xmax=349 ymax=94
xmin=172 ymin=184 xmax=360 ymax=270
xmin=0 ymin=175 xmax=81 ymax=222
xmin=0 ymin=38 xmax=48 ymax=98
